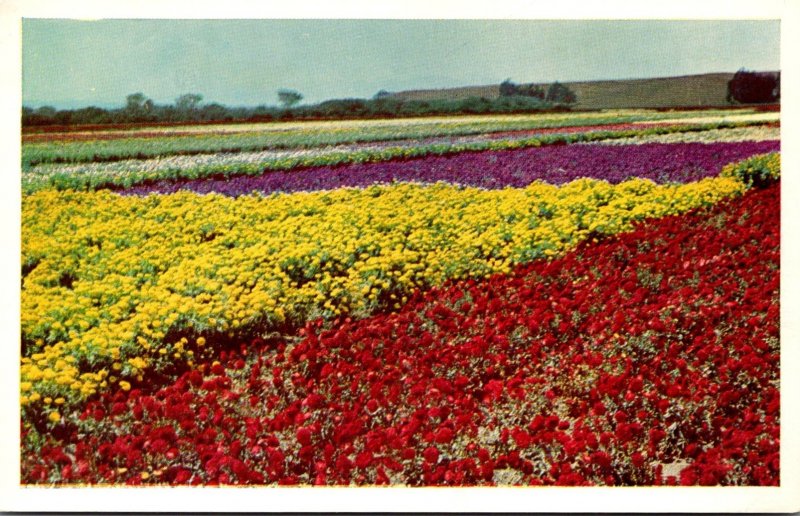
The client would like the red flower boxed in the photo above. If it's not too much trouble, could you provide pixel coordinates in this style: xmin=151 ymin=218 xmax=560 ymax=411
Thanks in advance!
xmin=296 ymin=427 xmax=313 ymax=446
xmin=355 ymin=451 xmax=373 ymax=469
xmin=423 ymin=447 xmax=440 ymax=464
xmin=679 ymin=467 xmax=698 ymax=486
xmin=375 ymin=467 xmax=390 ymax=485
xmin=511 ymin=428 xmax=532 ymax=449
xmin=392 ymin=447 xmax=412 ymax=461
xmin=110 ymin=402 xmax=127 ymax=416
xmin=592 ymin=401 xmax=606 ymax=415
xmin=173 ymin=468 xmax=192 ymax=484
xmin=434 ymin=427 xmax=454 ymax=444
xmin=483 ymin=380 xmax=504 ymax=401
xmin=148 ymin=439 xmax=168 ymax=454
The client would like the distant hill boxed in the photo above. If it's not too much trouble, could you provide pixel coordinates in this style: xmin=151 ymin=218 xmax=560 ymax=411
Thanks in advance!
xmin=389 ymin=72 xmax=779 ymax=110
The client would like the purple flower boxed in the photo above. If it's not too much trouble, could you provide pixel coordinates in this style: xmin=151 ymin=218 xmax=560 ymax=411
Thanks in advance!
xmin=121 ymin=141 xmax=780 ymax=197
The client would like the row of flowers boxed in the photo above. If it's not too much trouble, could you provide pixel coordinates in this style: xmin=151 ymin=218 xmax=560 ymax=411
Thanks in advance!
xmin=22 ymin=119 xmax=668 ymax=146
xmin=584 ymin=124 xmax=778 ymax=145
xmin=21 ymin=112 xmax=666 ymax=166
xmin=22 ymin=120 xmax=774 ymax=193
xmin=22 ymin=155 xmax=768 ymax=411
xmin=26 ymin=122 xmax=675 ymax=186
xmin=21 ymin=181 xmax=779 ymax=485
xmin=119 ymin=141 xmax=779 ymax=197
xmin=23 ymin=109 xmax=766 ymax=163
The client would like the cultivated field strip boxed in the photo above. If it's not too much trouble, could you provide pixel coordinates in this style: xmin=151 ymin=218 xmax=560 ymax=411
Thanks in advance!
xmin=22 ymin=119 xmax=778 ymax=193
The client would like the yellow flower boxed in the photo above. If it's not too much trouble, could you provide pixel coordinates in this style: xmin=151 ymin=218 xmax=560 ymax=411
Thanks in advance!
xmin=119 ymin=381 xmax=131 ymax=391
xmin=48 ymin=412 xmax=60 ymax=423
xmin=127 ymin=357 xmax=147 ymax=370
xmin=19 ymin=160 xmax=759 ymax=406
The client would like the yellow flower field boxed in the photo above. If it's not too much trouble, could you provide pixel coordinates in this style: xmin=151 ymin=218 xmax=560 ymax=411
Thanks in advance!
xmin=21 ymin=175 xmax=746 ymax=405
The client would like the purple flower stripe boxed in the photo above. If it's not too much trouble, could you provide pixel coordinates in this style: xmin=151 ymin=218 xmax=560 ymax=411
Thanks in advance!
xmin=121 ymin=141 xmax=780 ymax=197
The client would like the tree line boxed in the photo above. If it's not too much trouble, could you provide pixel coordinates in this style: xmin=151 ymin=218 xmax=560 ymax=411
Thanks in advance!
xmin=22 ymin=83 xmax=578 ymax=128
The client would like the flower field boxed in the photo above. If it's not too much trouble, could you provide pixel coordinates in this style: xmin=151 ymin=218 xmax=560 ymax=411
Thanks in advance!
xmin=22 ymin=112 xmax=777 ymax=193
xmin=122 ymin=140 xmax=777 ymax=196
xmin=19 ymin=110 xmax=780 ymax=486
xmin=21 ymin=109 xmax=772 ymax=162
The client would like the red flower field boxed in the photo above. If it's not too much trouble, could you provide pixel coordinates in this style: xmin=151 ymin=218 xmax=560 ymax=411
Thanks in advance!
xmin=22 ymin=183 xmax=779 ymax=486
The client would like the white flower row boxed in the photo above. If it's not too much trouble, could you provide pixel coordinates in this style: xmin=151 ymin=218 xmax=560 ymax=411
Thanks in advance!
xmin=582 ymin=126 xmax=780 ymax=146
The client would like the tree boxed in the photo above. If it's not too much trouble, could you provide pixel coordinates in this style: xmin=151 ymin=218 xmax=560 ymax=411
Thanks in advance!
xmin=727 ymin=69 xmax=780 ymax=104
xmin=278 ymin=89 xmax=303 ymax=108
xmin=22 ymin=105 xmax=57 ymax=126
xmin=124 ymin=93 xmax=153 ymax=122
xmin=200 ymin=103 xmax=231 ymax=121
xmin=500 ymin=80 xmax=546 ymax=100
xmin=125 ymin=92 xmax=148 ymax=111
xmin=546 ymin=82 xmax=576 ymax=104
xmin=175 ymin=93 xmax=203 ymax=111
xmin=35 ymin=105 xmax=57 ymax=117
xmin=519 ymin=84 xmax=546 ymax=100
xmin=373 ymin=90 xmax=391 ymax=100
xmin=499 ymin=79 xmax=518 ymax=97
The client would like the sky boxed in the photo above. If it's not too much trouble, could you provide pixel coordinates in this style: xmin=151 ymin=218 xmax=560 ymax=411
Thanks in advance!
xmin=21 ymin=19 xmax=781 ymax=109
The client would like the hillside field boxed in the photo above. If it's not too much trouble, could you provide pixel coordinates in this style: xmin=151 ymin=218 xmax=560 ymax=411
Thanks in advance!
xmin=390 ymin=72 xmax=779 ymax=110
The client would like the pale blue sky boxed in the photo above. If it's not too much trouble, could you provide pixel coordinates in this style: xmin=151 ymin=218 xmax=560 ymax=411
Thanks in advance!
xmin=22 ymin=19 xmax=780 ymax=109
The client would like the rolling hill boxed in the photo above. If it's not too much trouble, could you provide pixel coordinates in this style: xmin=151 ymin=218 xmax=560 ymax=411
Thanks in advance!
xmin=389 ymin=72 xmax=777 ymax=110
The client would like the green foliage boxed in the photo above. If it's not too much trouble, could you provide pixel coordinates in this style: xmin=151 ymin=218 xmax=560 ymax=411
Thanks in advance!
xmin=175 ymin=93 xmax=204 ymax=111
xmin=720 ymin=152 xmax=780 ymax=188
xmin=122 ymin=93 xmax=156 ymax=123
xmin=125 ymin=93 xmax=148 ymax=111
xmin=500 ymin=79 xmax=574 ymax=104
xmin=278 ymin=89 xmax=304 ymax=108
xmin=499 ymin=79 xmax=545 ymax=99
xmin=500 ymin=79 xmax=518 ymax=97
xmin=546 ymin=82 xmax=577 ymax=104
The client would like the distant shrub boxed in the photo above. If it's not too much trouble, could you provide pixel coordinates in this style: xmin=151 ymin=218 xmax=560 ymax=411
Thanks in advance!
xmin=727 ymin=70 xmax=780 ymax=104
xmin=499 ymin=79 xmax=546 ymax=99
xmin=500 ymin=79 xmax=517 ymax=97
xmin=500 ymin=79 xmax=575 ymax=105
xmin=546 ymin=82 xmax=577 ymax=104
